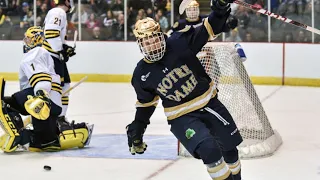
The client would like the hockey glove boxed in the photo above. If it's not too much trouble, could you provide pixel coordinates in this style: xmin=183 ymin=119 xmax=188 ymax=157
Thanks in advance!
xmin=59 ymin=44 xmax=76 ymax=62
xmin=226 ymin=15 xmax=238 ymax=30
xmin=126 ymin=121 xmax=148 ymax=155
xmin=24 ymin=89 xmax=51 ymax=120
xmin=211 ymin=0 xmax=233 ymax=17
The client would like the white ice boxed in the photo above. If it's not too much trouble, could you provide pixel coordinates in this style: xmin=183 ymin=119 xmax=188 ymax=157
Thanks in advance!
xmin=0 ymin=82 xmax=319 ymax=180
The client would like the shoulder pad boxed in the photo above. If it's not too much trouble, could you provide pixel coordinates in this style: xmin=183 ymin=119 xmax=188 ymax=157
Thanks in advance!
xmin=178 ymin=25 xmax=192 ymax=33
xmin=173 ymin=22 xmax=179 ymax=28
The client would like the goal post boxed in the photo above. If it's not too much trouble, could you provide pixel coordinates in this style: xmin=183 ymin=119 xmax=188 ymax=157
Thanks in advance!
xmin=178 ymin=43 xmax=283 ymax=159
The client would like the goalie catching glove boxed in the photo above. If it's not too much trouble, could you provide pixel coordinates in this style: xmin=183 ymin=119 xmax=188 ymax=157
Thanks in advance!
xmin=126 ymin=121 xmax=148 ymax=155
xmin=24 ymin=89 xmax=51 ymax=120
xmin=59 ymin=44 xmax=76 ymax=62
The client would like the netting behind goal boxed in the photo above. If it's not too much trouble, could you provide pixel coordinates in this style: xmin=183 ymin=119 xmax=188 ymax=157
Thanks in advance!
xmin=178 ymin=43 xmax=282 ymax=159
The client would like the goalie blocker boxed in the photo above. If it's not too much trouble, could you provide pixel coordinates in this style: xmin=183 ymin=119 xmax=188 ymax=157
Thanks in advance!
xmin=0 ymin=77 xmax=94 ymax=152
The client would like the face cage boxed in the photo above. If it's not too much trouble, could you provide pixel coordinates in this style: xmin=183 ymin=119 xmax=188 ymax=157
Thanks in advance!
xmin=23 ymin=34 xmax=43 ymax=53
xmin=137 ymin=32 xmax=166 ymax=62
xmin=186 ymin=6 xmax=199 ymax=21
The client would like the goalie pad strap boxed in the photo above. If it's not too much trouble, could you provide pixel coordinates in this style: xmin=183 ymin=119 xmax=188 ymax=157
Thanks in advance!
xmin=59 ymin=128 xmax=89 ymax=149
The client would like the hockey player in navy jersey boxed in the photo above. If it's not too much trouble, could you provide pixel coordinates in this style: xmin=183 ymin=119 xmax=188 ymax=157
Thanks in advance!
xmin=167 ymin=0 xmax=238 ymax=36
xmin=126 ymin=0 xmax=243 ymax=179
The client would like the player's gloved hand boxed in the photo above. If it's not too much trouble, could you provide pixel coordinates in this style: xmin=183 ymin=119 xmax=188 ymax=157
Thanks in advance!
xmin=126 ymin=121 xmax=147 ymax=155
xmin=226 ymin=15 xmax=238 ymax=30
xmin=211 ymin=0 xmax=233 ymax=16
xmin=59 ymin=44 xmax=76 ymax=62
xmin=24 ymin=89 xmax=51 ymax=120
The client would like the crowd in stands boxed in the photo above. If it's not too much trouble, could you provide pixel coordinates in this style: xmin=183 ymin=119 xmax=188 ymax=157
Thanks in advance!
xmin=0 ymin=0 xmax=319 ymax=42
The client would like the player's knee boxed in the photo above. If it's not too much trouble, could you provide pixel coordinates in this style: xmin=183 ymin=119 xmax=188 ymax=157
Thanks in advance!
xmin=195 ymin=138 xmax=222 ymax=164
xmin=223 ymin=148 xmax=241 ymax=179
xmin=222 ymin=148 xmax=239 ymax=163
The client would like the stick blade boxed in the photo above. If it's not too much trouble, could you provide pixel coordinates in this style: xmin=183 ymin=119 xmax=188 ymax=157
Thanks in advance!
xmin=179 ymin=0 xmax=193 ymax=15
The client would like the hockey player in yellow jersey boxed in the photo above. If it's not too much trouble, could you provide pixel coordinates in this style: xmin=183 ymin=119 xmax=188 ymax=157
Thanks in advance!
xmin=42 ymin=0 xmax=76 ymax=125
xmin=0 ymin=26 xmax=93 ymax=153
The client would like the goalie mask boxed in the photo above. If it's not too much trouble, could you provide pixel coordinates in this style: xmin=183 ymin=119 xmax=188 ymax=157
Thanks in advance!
xmin=23 ymin=26 xmax=44 ymax=53
xmin=186 ymin=0 xmax=200 ymax=21
xmin=54 ymin=0 xmax=75 ymax=13
xmin=133 ymin=18 xmax=166 ymax=62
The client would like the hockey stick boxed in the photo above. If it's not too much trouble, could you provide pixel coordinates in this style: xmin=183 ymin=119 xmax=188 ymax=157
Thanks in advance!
xmin=179 ymin=0 xmax=320 ymax=35
xmin=73 ymin=30 xmax=78 ymax=48
xmin=233 ymin=1 xmax=320 ymax=35
xmin=62 ymin=76 xmax=88 ymax=96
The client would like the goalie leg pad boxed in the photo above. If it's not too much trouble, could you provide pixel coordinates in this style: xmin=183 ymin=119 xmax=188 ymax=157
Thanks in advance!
xmin=58 ymin=121 xmax=93 ymax=150
xmin=0 ymin=77 xmax=25 ymax=152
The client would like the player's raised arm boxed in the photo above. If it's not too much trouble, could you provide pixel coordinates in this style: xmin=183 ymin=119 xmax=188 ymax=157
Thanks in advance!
xmin=126 ymin=73 xmax=159 ymax=155
xmin=187 ymin=0 xmax=234 ymax=54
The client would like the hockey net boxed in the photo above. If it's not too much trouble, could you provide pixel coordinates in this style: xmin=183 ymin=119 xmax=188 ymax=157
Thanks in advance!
xmin=178 ymin=42 xmax=283 ymax=159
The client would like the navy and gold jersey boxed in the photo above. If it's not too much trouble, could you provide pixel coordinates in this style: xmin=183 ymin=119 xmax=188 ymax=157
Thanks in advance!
xmin=132 ymin=13 xmax=228 ymax=122
xmin=172 ymin=15 xmax=208 ymax=32
xmin=168 ymin=14 xmax=237 ymax=37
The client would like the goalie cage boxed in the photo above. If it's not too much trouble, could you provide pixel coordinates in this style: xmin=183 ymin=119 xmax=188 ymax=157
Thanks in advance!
xmin=178 ymin=43 xmax=283 ymax=159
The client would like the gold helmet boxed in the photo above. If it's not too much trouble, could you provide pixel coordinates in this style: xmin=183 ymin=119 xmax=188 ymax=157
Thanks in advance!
xmin=23 ymin=26 xmax=44 ymax=53
xmin=133 ymin=18 xmax=166 ymax=62
xmin=186 ymin=0 xmax=200 ymax=21
xmin=54 ymin=0 xmax=75 ymax=13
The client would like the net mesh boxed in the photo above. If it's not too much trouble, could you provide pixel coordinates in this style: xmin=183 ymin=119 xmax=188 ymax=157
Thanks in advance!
xmin=178 ymin=43 xmax=282 ymax=159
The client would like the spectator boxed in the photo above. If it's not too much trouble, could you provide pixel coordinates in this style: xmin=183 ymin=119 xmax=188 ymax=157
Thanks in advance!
xmin=91 ymin=26 xmax=106 ymax=40
xmin=296 ymin=30 xmax=309 ymax=43
xmin=146 ymin=8 xmax=153 ymax=18
xmin=91 ymin=0 xmax=110 ymax=17
xmin=226 ymin=28 xmax=242 ymax=42
xmin=103 ymin=10 xmax=116 ymax=28
xmin=136 ymin=9 xmax=146 ymax=21
xmin=20 ymin=2 xmax=32 ymax=28
xmin=283 ymin=32 xmax=294 ymax=42
xmin=71 ymin=6 xmax=89 ymax=27
xmin=38 ymin=3 xmax=48 ymax=24
xmin=86 ymin=13 xmax=100 ymax=29
xmin=244 ymin=31 xmax=253 ymax=42
xmin=111 ymin=0 xmax=124 ymax=16
xmin=156 ymin=9 xmax=168 ymax=32
xmin=110 ymin=13 xmax=125 ymax=40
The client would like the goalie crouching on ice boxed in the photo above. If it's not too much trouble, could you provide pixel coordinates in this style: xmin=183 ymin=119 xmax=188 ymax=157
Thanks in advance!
xmin=0 ymin=26 xmax=93 ymax=153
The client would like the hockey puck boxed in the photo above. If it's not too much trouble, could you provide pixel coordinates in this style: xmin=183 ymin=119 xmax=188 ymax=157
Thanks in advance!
xmin=44 ymin=165 xmax=51 ymax=171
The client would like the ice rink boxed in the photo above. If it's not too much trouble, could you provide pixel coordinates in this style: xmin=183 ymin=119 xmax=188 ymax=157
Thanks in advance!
xmin=0 ymin=81 xmax=320 ymax=180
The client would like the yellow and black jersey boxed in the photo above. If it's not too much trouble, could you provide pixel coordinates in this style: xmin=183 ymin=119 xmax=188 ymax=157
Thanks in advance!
xmin=43 ymin=7 xmax=67 ymax=58
xmin=19 ymin=46 xmax=62 ymax=108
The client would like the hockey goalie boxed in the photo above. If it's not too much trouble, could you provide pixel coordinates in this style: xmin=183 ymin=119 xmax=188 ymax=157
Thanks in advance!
xmin=0 ymin=26 xmax=93 ymax=153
